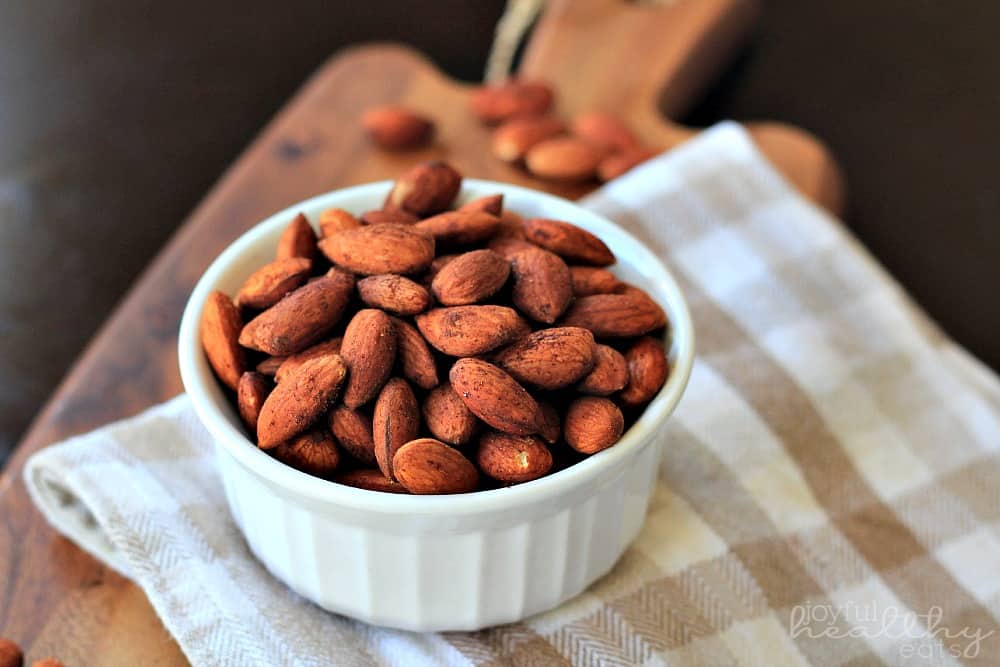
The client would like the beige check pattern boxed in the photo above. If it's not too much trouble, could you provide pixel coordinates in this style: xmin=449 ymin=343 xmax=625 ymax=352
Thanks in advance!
xmin=24 ymin=123 xmax=1000 ymax=666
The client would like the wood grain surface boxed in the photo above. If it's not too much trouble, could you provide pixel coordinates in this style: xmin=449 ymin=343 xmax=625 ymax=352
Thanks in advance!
xmin=0 ymin=0 xmax=842 ymax=663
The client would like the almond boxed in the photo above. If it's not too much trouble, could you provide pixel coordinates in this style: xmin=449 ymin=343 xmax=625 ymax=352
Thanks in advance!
xmin=416 ymin=305 xmax=524 ymax=356
xmin=357 ymin=274 xmax=431 ymax=315
xmin=392 ymin=438 xmax=479 ymax=494
xmin=469 ymin=79 xmax=554 ymax=124
xmin=560 ymin=292 xmax=666 ymax=337
xmin=487 ymin=235 xmax=535 ymax=260
xmin=391 ymin=317 xmax=439 ymax=389
xmin=571 ymin=112 xmax=640 ymax=152
xmin=525 ymin=137 xmax=604 ymax=182
xmin=0 ymin=639 xmax=23 ymax=667
xmin=373 ymin=377 xmax=420 ymax=480
xmin=274 ymin=338 xmax=343 ymax=383
xmin=598 ymin=146 xmax=657 ymax=182
xmin=236 ymin=257 xmax=312 ymax=309
xmin=431 ymin=249 xmax=510 ymax=305
xmin=476 ymin=432 xmax=552 ymax=483
xmin=422 ymin=253 xmax=458 ymax=287
xmin=361 ymin=105 xmax=434 ymax=150
xmin=492 ymin=116 xmax=566 ymax=162
xmin=237 ymin=371 xmax=270 ymax=433
xmin=384 ymin=161 xmax=461 ymax=216
xmin=538 ymin=401 xmax=561 ymax=444
xmin=619 ymin=336 xmax=669 ymax=407
xmin=333 ymin=468 xmax=408 ymax=493
xmin=449 ymin=358 xmax=542 ymax=435
xmin=274 ymin=428 xmax=341 ymax=477
xmin=319 ymin=223 xmax=435 ymax=275
xmin=318 ymin=208 xmax=361 ymax=237
xmin=577 ymin=344 xmax=629 ymax=395
xmin=510 ymin=245 xmax=573 ymax=324
xmin=422 ymin=382 xmax=478 ymax=446
xmin=563 ymin=396 xmax=624 ymax=454
xmin=360 ymin=209 xmax=419 ymax=225
xmin=256 ymin=353 xmax=347 ymax=449
xmin=200 ymin=291 xmax=246 ymax=390
xmin=340 ymin=309 xmax=397 ymax=409
xmin=239 ymin=271 xmax=354 ymax=355
xmin=493 ymin=327 xmax=596 ymax=389
xmin=328 ymin=406 xmax=376 ymax=465
xmin=570 ymin=266 xmax=625 ymax=296
xmin=459 ymin=193 xmax=503 ymax=215
xmin=256 ymin=355 xmax=285 ymax=376
xmin=276 ymin=212 xmax=318 ymax=261
xmin=522 ymin=218 xmax=615 ymax=266
xmin=414 ymin=210 xmax=501 ymax=245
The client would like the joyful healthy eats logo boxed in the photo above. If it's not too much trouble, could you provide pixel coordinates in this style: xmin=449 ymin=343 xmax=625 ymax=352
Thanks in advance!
xmin=789 ymin=601 xmax=996 ymax=659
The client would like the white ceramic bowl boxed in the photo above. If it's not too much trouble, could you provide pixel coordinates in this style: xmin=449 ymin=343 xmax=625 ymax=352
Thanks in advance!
xmin=178 ymin=179 xmax=695 ymax=632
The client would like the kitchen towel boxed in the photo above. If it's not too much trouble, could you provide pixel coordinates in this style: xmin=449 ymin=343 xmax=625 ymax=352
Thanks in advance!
xmin=25 ymin=123 xmax=1000 ymax=666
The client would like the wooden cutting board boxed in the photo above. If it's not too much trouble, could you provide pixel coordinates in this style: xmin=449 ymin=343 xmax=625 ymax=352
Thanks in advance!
xmin=0 ymin=0 xmax=843 ymax=663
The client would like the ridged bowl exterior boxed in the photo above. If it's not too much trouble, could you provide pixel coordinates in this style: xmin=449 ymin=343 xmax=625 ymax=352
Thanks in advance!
xmin=179 ymin=180 xmax=695 ymax=632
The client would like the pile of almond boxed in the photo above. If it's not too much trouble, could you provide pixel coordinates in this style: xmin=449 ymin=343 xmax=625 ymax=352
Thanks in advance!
xmin=201 ymin=160 xmax=669 ymax=494
xmin=362 ymin=79 xmax=658 ymax=183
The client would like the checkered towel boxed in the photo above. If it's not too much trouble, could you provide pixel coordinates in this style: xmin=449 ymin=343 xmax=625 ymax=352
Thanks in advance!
xmin=24 ymin=123 xmax=1000 ymax=666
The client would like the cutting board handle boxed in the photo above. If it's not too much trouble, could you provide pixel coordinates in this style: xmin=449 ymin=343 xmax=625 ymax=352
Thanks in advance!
xmin=519 ymin=0 xmax=845 ymax=213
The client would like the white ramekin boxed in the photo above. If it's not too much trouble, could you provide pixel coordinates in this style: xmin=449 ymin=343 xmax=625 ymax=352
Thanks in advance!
xmin=178 ymin=179 xmax=695 ymax=632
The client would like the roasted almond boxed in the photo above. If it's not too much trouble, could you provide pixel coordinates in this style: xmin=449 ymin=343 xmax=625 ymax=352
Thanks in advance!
xmin=318 ymin=208 xmax=361 ymax=237
xmin=360 ymin=209 xmax=419 ymax=225
xmin=510 ymin=245 xmax=573 ymax=324
xmin=319 ymin=223 xmax=435 ymax=275
xmin=361 ymin=105 xmax=434 ymax=150
xmin=560 ymin=292 xmax=666 ymax=338
xmin=373 ymin=377 xmax=420 ymax=480
xmin=493 ymin=327 xmax=596 ymax=390
xmin=476 ymin=432 xmax=552 ymax=483
xmin=563 ymin=396 xmax=624 ymax=454
xmin=598 ymin=146 xmax=657 ymax=182
xmin=416 ymin=305 xmax=524 ymax=356
xmin=393 ymin=438 xmax=479 ymax=494
xmin=571 ymin=112 xmax=640 ymax=152
xmin=276 ymin=212 xmax=318 ymax=261
xmin=384 ymin=161 xmax=461 ymax=216
xmin=274 ymin=338 xmax=343 ymax=383
xmin=431 ymin=249 xmax=510 ymax=305
xmin=256 ymin=355 xmax=285 ymax=376
xmin=235 ymin=257 xmax=312 ymax=310
xmin=569 ymin=266 xmax=625 ymax=296
xmin=239 ymin=271 xmax=354 ymax=355
xmin=414 ymin=210 xmax=501 ymax=245
xmin=328 ymin=406 xmax=376 ymax=466
xmin=256 ymin=353 xmax=347 ymax=449
xmin=619 ymin=336 xmax=669 ymax=407
xmin=492 ymin=116 xmax=566 ymax=162
xmin=538 ymin=401 xmax=561 ymax=444
xmin=274 ymin=428 xmax=341 ymax=477
xmin=422 ymin=382 xmax=478 ymax=446
xmin=458 ymin=193 xmax=503 ymax=215
xmin=469 ymin=79 xmax=554 ymax=124
xmin=200 ymin=290 xmax=246 ymax=390
xmin=487 ymin=235 xmax=535 ymax=260
xmin=522 ymin=218 xmax=615 ymax=266
xmin=237 ymin=371 xmax=270 ymax=433
xmin=525 ymin=137 xmax=604 ymax=182
xmin=357 ymin=274 xmax=431 ymax=315
xmin=333 ymin=468 xmax=408 ymax=493
xmin=340 ymin=309 xmax=397 ymax=409
xmin=449 ymin=358 xmax=542 ymax=435
xmin=422 ymin=253 xmax=458 ymax=287
xmin=391 ymin=317 xmax=439 ymax=390
xmin=576 ymin=344 xmax=629 ymax=395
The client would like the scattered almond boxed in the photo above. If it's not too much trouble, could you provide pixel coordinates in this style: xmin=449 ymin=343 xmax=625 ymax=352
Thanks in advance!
xmin=469 ymin=79 xmax=554 ymax=124
xmin=598 ymin=146 xmax=657 ymax=182
xmin=492 ymin=116 xmax=566 ymax=162
xmin=361 ymin=105 xmax=434 ymax=150
xmin=571 ymin=112 xmax=640 ymax=152
xmin=385 ymin=161 xmax=461 ymax=216
xmin=525 ymin=137 xmax=605 ymax=182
